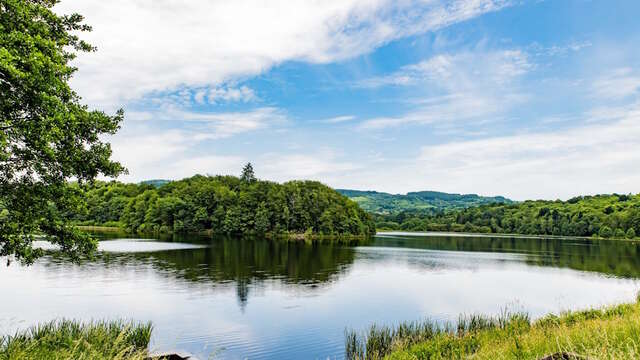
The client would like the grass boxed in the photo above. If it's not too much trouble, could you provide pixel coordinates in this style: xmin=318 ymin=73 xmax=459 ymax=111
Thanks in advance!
xmin=346 ymin=297 xmax=640 ymax=359
xmin=0 ymin=319 xmax=152 ymax=360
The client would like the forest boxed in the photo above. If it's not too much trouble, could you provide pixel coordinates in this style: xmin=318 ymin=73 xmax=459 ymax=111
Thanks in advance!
xmin=338 ymin=189 xmax=513 ymax=213
xmin=68 ymin=164 xmax=375 ymax=237
xmin=375 ymin=193 xmax=640 ymax=238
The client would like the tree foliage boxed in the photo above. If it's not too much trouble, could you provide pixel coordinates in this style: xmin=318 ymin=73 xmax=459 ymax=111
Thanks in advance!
xmin=338 ymin=189 xmax=513 ymax=214
xmin=376 ymin=194 xmax=640 ymax=238
xmin=240 ymin=162 xmax=256 ymax=183
xmin=70 ymin=174 xmax=375 ymax=237
xmin=0 ymin=0 xmax=125 ymax=263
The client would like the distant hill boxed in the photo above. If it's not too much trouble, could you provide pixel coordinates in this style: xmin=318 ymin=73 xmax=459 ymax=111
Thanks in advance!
xmin=337 ymin=189 xmax=514 ymax=214
xmin=140 ymin=179 xmax=171 ymax=188
xmin=377 ymin=193 xmax=640 ymax=238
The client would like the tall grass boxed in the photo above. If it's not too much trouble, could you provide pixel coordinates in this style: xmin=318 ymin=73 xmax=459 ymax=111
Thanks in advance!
xmin=0 ymin=319 xmax=152 ymax=360
xmin=347 ymin=298 xmax=640 ymax=360
xmin=345 ymin=310 xmax=530 ymax=359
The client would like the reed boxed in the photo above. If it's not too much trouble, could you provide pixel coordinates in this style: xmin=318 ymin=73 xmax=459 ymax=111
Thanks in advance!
xmin=0 ymin=319 xmax=152 ymax=360
xmin=347 ymin=298 xmax=640 ymax=360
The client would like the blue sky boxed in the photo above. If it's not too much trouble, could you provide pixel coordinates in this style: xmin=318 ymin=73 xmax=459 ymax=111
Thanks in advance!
xmin=56 ymin=0 xmax=640 ymax=200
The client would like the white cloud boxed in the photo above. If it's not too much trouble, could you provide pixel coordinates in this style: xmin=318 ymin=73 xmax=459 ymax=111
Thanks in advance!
xmin=55 ymin=0 xmax=512 ymax=108
xmin=320 ymin=115 xmax=357 ymax=123
xmin=359 ymin=50 xmax=532 ymax=129
xmin=109 ymin=103 xmax=640 ymax=200
xmin=528 ymin=40 xmax=592 ymax=57
xmin=107 ymin=107 xmax=287 ymax=181
xmin=109 ymin=129 xmax=245 ymax=182
xmin=359 ymin=50 xmax=531 ymax=88
xmin=127 ymin=106 xmax=287 ymax=139
xmin=373 ymin=103 xmax=640 ymax=200
xmin=207 ymin=86 xmax=257 ymax=104
xmin=110 ymin=130 xmax=190 ymax=172
xmin=110 ymin=133 xmax=358 ymax=184
xmin=591 ymin=68 xmax=640 ymax=100
xmin=360 ymin=93 xmax=506 ymax=129
xmin=258 ymin=151 xmax=358 ymax=181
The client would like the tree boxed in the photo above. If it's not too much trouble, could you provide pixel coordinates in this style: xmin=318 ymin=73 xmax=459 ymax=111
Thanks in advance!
xmin=599 ymin=226 xmax=613 ymax=238
xmin=1 ymin=0 xmax=125 ymax=263
xmin=626 ymin=228 xmax=636 ymax=239
xmin=254 ymin=202 xmax=270 ymax=234
xmin=241 ymin=163 xmax=256 ymax=183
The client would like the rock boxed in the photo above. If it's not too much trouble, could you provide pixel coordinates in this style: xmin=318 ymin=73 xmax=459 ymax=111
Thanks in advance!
xmin=146 ymin=351 xmax=198 ymax=360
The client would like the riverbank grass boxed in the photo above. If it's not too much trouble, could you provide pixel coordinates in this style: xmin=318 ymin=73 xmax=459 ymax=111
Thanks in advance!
xmin=0 ymin=320 xmax=152 ymax=360
xmin=347 ymin=297 xmax=640 ymax=359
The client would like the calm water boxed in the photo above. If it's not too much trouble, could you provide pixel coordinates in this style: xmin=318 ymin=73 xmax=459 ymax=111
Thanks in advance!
xmin=3 ymin=232 xmax=640 ymax=359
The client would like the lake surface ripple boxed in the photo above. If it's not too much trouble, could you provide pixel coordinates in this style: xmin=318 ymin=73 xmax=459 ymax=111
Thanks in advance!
xmin=2 ymin=232 xmax=640 ymax=359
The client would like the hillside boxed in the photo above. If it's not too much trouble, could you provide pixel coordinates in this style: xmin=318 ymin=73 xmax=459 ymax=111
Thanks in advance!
xmin=140 ymin=179 xmax=171 ymax=188
xmin=337 ymin=189 xmax=513 ymax=214
xmin=377 ymin=193 xmax=640 ymax=238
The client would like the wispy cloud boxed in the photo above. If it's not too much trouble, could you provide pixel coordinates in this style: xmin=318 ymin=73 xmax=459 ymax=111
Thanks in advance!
xmin=127 ymin=107 xmax=287 ymax=139
xmin=591 ymin=68 xmax=640 ymax=100
xmin=358 ymin=49 xmax=532 ymax=129
xmin=207 ymin=86 xmax=258 ymax=104
xmin=55 ymin=0 xmax=514 ymax=108
xmin=408 ymin=102 xmax=640 ymax=199
xmin=528 ymin=40 xmax=592 ymax=57
xmin=358 ymin=49 xmax=532 ymax=89
xmin=359 ymin=93 xmax=517 ymax=129
xmin=319 ymin=115 xmax=357 ymax=123
xmin=108 ymin=123 xmax=250 ymax=182
xmin=258 ymin=150 xmax=359 ymax=180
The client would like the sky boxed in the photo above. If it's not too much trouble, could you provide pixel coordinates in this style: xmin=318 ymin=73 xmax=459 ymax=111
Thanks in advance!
xmin=54 ymin=0 xmax=640 ymax=201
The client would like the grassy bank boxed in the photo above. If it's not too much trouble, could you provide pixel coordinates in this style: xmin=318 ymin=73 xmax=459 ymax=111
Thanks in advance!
xmin=0 ymin=320 xmax=152 ymax=360
xmin=346 ymin=296 xmax=640 ymax=359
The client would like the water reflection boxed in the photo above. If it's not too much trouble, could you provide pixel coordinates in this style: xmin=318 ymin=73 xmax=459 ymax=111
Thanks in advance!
xmin=3 ymin=232 xmax=640 ymax=359
xmin=40 ymin=232 xmax=640 ymax=309
xmin=45 ymin=234 xmax=367 ymax=310
xmin=374 ymin=233 xmax=640 ymax=278
xmin=137 ymin=238 xmax=360 ymax=310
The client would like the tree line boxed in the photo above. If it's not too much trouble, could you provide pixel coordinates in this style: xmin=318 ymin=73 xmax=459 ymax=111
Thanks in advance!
xmin=69 ymin=164 xmax=375 ymax=237
xmin=375 ymin=194 xmax=640 ymax=239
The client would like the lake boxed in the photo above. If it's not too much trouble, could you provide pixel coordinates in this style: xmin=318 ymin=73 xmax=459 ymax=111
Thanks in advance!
xmin=2 ymin=232 xmax=640 ymax=359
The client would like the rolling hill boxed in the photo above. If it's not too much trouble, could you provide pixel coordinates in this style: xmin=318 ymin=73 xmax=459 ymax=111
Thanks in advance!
xmin=337 ymin=189 xmax=514 ymax=214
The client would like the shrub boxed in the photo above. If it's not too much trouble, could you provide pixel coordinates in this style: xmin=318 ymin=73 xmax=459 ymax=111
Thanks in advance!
xmin=599 ymin=226 xmax=613 ymax=238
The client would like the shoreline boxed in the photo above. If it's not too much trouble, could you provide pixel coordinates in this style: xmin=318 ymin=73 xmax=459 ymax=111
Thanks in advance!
xmin=76 ymin=225 xmax=639 ymax=243
xmin=377 ymin=229 xmax=640 ymax=242
xmin=75 ymin=225 xmax=374 ymax=241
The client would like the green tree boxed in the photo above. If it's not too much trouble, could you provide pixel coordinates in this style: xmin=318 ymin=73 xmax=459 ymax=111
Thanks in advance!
xmin=599 ymin=226 xmax=613 ymax=238
xmin=319 ymin=209 xmax=334 ymax=234
xmin=1 ymin=0 xmax=124 ymax=263
xmin=614 ymin=228 xmax=626 ymax=238
xmin=627 ymin=228 xmax=636 ymax=239
xmin=241 ymin=163 xmax=256 ymax=183
xmin=254 ymin=202 xmax=270 ymax=234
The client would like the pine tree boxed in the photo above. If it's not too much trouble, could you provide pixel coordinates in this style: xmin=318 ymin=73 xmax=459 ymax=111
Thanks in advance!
xmin=241 ymin=163 xmax=256 ymax=183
